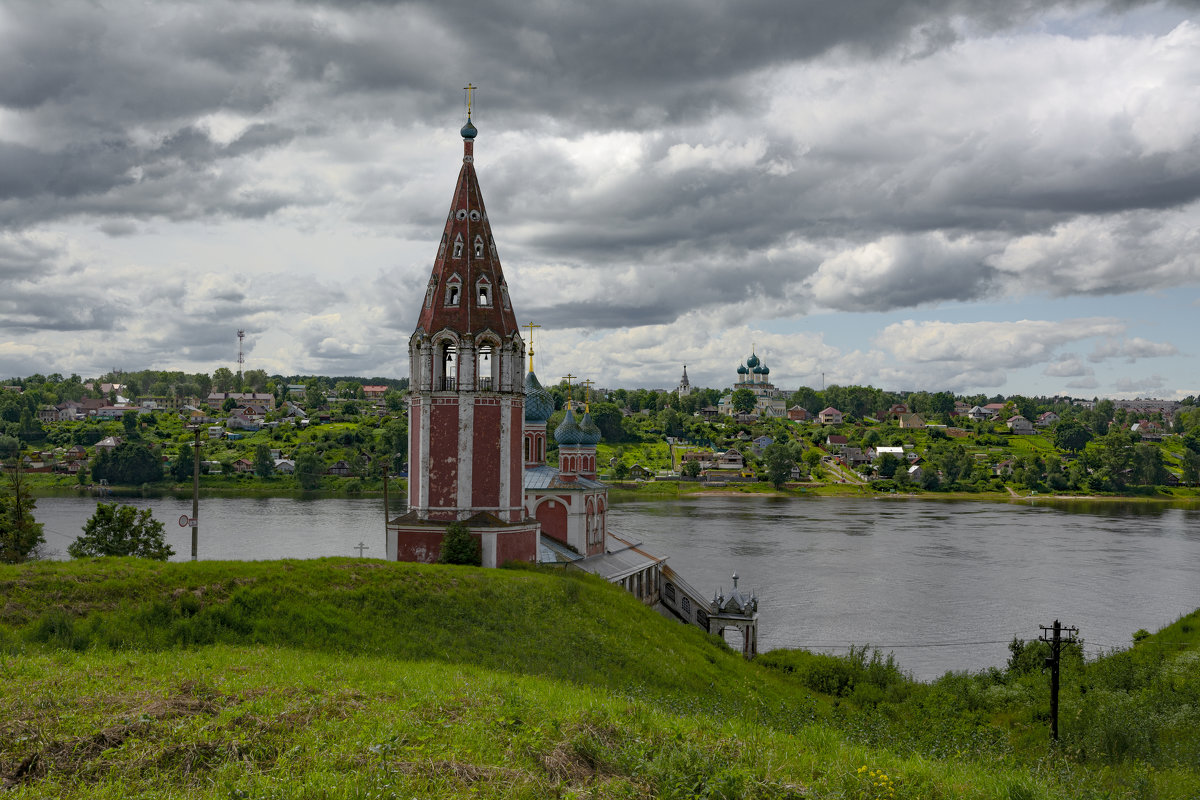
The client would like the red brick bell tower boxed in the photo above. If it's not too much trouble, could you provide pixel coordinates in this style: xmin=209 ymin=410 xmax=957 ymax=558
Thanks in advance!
xmin=387 ymin=96 xmax=539 ymax=566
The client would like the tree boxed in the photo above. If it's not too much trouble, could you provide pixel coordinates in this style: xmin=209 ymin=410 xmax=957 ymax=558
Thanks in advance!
xmin=91 ymin=441 xmax=162 ymax=485
xmin=173 ymin=443 xmax=195 ymax=483
xmin=438 ymin=521 xmax=480 ymax=566
xmin=762 ymin=443 xmax=793 ymax=488
xmin=1054 ymin=420 xmax=1093 ymax=453
xmin=876 ymin=452 xmax=901 ymax=479
xmin=295 ymin=450 xmax=322 ymax=490
xmin=254 ymin=443 xmax=275 ymax=478
xmin=305 ymin=380 xmax=326 ymax=410
xmin=69 ymin=502 xmax=173 ymax=560
xmin=682 ymin=459 xmax=702 ymax=478
xmin=731 ymin=388 xmax=757 ymax=415
xmin=121 ymin=411 xmax=140 ymax=437
xmin=213 ymin=367 xmax=236 ymax=393
xmin=0 ymin=461 xmax=44 ymax=563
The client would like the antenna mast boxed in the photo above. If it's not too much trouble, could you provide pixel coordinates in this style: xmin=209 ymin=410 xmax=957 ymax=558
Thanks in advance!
xmin=237 ymin=329 xmax=245 ymax=386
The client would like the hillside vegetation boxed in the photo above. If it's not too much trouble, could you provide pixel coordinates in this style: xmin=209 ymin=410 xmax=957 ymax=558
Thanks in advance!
xmin=1 ymin=559 xmax=1198 ymax=799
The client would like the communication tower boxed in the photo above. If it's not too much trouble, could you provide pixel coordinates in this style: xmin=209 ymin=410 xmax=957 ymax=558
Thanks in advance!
xmin=237 ymin=329 xmax=245 ymax=385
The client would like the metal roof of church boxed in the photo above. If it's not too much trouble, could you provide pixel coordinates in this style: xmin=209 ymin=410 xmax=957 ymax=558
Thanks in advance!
xmin=523 ymin=464 xmax=606 ymax=490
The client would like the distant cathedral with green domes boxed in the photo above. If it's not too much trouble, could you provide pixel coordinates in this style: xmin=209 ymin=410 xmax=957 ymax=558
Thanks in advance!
xmin=718 ymin=350 xmax=787 ymax=418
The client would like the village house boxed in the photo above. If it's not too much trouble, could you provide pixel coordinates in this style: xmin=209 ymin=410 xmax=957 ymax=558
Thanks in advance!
xmin=750 ymin=435 xmax=773 ymax=456
xmin=898 ymin=413 xmax=925 ymax=429
xmin=94 ymin=436 xmax=122 ymax=453
xmin=787 ymin=405 xmax=811 ymax=422
xmin=207 ymin=392 xmax=276 ymax=410
xmin=826 ymin=434 xmax=849 ymax=450
xmin=1007 ymin=415 xmax=1035 ymax=435
xmin=363 ymin=385 xmax=389 ymax=405
xmin=714 ymin=450 xmax=745 ymax=470
xmin=818 ymin=407 xmax=844 ymax=425
xmin=1036 ymin=411 xmax=1060 ymax=427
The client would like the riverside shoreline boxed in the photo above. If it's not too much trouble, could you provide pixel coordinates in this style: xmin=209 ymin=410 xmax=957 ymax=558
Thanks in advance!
xmin=23 ymin=476 xmax=1200 ymax=506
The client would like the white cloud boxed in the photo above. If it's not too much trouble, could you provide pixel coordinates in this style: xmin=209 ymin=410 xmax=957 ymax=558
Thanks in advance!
xmin=1043 ymin=354 xmax=1092 ymax=377
xmin=1088 ymin=337 xmax=1179 ymax=362
xmin=874 ymin=318 xmax=1124 ymax=369
xmin=1113 ymin=375 xmax=1167 ymax=393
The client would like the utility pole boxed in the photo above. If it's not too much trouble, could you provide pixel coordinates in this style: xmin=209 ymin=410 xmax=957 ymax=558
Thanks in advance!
xmin=382 ymin=462 xmax=390 ymax=552
xmin=1039 ymin=619 xmax=1079 ymax=741
xmin=191 ymin=425 xmax=201 ymax=561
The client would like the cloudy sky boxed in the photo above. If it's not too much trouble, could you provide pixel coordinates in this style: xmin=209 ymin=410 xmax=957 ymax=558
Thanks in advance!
xmin=2 ymin=0 xmax=1199 ymax=398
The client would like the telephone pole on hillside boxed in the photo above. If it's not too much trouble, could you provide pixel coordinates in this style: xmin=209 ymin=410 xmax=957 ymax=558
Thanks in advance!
xmin=1040 ymin=619 xmax=1079 ymax=741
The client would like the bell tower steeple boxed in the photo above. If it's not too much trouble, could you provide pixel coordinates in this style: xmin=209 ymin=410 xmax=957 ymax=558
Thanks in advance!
xmin=390 ymin=95 xmax=539 ymax=567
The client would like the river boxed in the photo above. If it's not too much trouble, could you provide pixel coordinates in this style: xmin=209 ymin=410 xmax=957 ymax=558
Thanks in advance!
xmin=31 ymin=494 xmax=1200 ymax=680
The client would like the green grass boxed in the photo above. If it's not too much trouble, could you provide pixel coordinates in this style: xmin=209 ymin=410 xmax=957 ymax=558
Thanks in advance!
xmin=2 ymin=559 xmax=1199 ymax=798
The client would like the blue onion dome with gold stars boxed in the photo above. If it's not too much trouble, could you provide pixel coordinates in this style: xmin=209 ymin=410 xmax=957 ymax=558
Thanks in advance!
xmin=746 ymin=352 xmax=760 ymax=369
xmin=578 ymin=411 xmax=602 ymax=445
xmin=554 ymin=407 xmax=586 ymax=445
xmin=524 ymin=371 xmax=554 ymax=422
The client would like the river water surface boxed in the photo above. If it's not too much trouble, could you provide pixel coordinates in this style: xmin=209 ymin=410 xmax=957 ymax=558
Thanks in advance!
xmin=33 ymin=494 xmax=1200 ymax=679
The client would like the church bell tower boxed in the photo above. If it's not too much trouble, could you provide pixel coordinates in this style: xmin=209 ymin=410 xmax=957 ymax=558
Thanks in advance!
xmin=388 ymin=92 xmax=540 ymax=566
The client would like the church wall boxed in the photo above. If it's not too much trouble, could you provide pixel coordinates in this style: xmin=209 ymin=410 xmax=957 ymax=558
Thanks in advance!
xmin=470 ymin=398 xmax=502 ymax=509
xmin=395 ymin=530 xmax=444 ymax=564
xmin=495 ymin=527 xmax=537 ymax=565
xmin=407 ymin=396 xmax=422 ymax=509
xmin=427 ymin=398 xmax=459 ymax=518
xmin=508 ymin=405 xmax=525 ymax=520
xmin=533 ymin=496 xmax=569 ymax=544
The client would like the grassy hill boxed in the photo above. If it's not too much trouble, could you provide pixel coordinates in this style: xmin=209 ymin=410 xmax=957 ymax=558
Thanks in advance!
xmin=1 ymin=559 xmax=1197 ymax=799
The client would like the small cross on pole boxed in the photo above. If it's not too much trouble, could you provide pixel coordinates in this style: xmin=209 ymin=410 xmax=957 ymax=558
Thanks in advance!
xmin=524 ymin=321 xmax=541 ymax=372
xmin=581 ymin=379 xmax=595 ymax=412
xmin=561 ymin=374 xmax=576 ymax=409
xmin=463 ymin=83 xmax=476 ymax=117
xmin=354 ymin=541 xmax=369 ymax=558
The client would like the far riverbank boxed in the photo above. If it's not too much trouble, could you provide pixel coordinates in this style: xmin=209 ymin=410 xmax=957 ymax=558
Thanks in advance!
xmin=21 ymin=473 xmax=1200 ymax=506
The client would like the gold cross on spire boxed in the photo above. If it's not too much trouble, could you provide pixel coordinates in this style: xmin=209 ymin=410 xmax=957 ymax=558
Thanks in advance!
xmin=581 ymin=379 xmax=595 ymax=413
xmin=524 ymin=321 xmax=540 ymax=373
xmin=561 ymin=374 xmax=576 ymax=409
xmin=464 ymin=83 xmax=476 ymax=118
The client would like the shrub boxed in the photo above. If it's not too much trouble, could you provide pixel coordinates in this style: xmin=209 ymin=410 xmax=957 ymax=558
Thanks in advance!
xmin=438 ymin=521 xmax=480 ymax=566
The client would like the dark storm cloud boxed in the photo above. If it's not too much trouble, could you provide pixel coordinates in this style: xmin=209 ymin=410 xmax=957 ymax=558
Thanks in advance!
xmin=2 ymin=0 xmax=1198 ymax=363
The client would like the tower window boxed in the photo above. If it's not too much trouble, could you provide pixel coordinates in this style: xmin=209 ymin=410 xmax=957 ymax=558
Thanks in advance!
xmin=446 ymin=285 xmax=460 ymax=306
xmin=474 ymin=236 xmax=485 ymax=258
xmin=478 ymin=286 xmax=489 ymax=306
xmin=452 ymin=234 xmax=464 ymax=258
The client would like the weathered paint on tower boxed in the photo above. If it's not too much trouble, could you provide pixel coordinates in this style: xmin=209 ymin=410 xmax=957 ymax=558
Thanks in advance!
xmin=390 ymin=108 xmax=539 ymax=566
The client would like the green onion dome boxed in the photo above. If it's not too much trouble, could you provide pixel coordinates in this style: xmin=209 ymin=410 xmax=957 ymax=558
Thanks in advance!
xmin=554 ymin=407 xmax=585 ymax=445
xmin=746 ymin=352 xmax=760 ymax=369
xmin=753 ymin=365 xmax=765 ymax=375
xmin=737 ymin=364 xmax=749 ymax=375
xmin=524 ymin=371 xmax=554 ymax=422
xmin=761 ymin=364 xmax=770 ymax=375
xmin=578 ymin=411 xmax=602 ymax=445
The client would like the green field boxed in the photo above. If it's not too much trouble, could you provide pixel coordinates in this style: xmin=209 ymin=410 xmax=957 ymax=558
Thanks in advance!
xmin=2 ymin=559 xmax=1198 ymax=798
